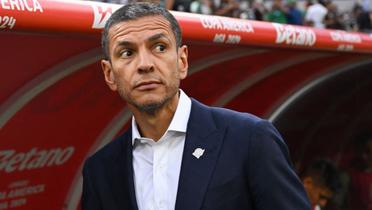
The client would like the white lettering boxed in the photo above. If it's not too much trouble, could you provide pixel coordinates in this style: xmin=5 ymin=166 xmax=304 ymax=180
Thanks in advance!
xmin=200 ymin=16 xmax=254 ymax=33
xmin=9 ymin=0 xmax=20 ymax=10
xmin=5 ymin=153 xmax=24 ymax=173
xmin=0 ymin=150 xmax=14 ymax=170
xmin=55 ymin=147 xmax=74 ymax=165
xmin=92 ymin=5 xmax=113 ymax=29
xmin=18 ymin=0 xmax=24 ymax=10
xmin=0 ymin=0 xmax=10 ymax=9
xmin=201 ymin=16 xmax=222 ymax=30
xmin=7 ymin=185 xmax=44 ymax=198
xmin=337 ymin=44 xmax=354 ymax=51
xmin=0 ymin=147 xmax=75 ymax=173
xmin=0 ymin=16 xmax=17 ymax=29
xmin=9 ymin=198 xmax=27 ymax=208
xmin=32 ymin=0 xmax=42 ymax=13
xmin=226 ymin=34 xmax=241 ymax=44
xmin=213 ymin=33 xmax=225 ymax=43
xmin=330 ymin=31 xmax=361 ymax=43
xmin=0 ymin=0 xmax=43 ymax=13
xmin=23 ymin=0 xmax=32 ymax=11
xmin=18 ymin=148 xmax=36 ymax=170
xmin=273 ymin=23 xmax=316 ymax=46
xmin=222 ymin=20 xmax=253 ymax=33
xmin=8 ymin=180 xmax=28 ymax=189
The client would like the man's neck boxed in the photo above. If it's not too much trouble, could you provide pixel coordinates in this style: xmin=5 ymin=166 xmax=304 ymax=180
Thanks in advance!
xmin=131 ymin=93 xmax=179 ymax=141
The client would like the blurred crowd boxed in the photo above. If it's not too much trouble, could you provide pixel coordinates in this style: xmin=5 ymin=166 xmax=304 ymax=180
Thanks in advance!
xmin=90 ymin=0 xmax=372 ymax=33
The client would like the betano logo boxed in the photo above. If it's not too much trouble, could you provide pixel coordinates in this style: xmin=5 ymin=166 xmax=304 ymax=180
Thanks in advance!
xmin=0 ymin=147 xmax=75 ymax=173
xmin=91 ymin=4 xmax=114 ymax=29
xmin=273 ymin=23 xmax=316 ymax=46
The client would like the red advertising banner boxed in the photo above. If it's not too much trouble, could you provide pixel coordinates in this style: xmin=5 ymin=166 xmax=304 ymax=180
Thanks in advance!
xmin=1 ymin=0 xmax=372 ymax=52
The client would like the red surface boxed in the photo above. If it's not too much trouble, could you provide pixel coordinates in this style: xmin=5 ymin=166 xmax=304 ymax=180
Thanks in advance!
xmin=0 ymin=33 xmax=99 ymax=103
xmin=1 ymin=0 xmax=372 ymax=52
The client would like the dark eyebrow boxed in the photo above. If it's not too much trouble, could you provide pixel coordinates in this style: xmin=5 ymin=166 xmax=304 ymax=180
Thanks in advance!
xmin=116 ymin=41 xmax=134 ymax=48
xmin=148 ymin=33 xmax=168 ymax=42
xmin=115 ymin=33 xmax=168 ymax=49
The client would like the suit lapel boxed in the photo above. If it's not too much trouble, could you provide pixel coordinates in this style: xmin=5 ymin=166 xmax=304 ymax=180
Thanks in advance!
xmin=111 ymin=130 xmax=138 ymax=210
xmin=125 ymin=130 xmax=139 ymax=210
xmin=175 ymin=100 xmax=226 ymax=210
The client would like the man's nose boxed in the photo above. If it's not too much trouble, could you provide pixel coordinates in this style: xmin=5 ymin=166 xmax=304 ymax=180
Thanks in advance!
xmin=137 ymin=50 xmax=154 ymax=73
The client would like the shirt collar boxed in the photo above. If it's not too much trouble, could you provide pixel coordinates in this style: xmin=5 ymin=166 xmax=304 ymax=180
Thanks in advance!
xmin=131 ymin=89 xmax=192 ymax=145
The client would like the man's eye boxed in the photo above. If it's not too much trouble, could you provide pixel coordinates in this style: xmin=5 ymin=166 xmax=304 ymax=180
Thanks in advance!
xmin=121 ymin=50 xmax=133 ymax=58
xmin=155 ymin=44 xmax=166 ymax=52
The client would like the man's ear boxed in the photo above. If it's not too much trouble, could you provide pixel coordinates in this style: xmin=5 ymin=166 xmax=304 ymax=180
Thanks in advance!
xmin=303 ymin=177 xmax=314 ymax=190
xmin=178 ymin=45 xmax=188 ymax=80
xmin=101 ymin=59 xmax=117 ymax=91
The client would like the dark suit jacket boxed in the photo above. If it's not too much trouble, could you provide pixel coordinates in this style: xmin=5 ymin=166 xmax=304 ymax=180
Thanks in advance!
xmin=82 ymin=99 xmax=311 ymax=210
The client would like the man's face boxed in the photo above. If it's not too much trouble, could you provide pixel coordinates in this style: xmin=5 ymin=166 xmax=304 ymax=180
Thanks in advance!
xmin=304 ymin=177 xmax=333 ymax=209
xmin=315 ymin=185 xmax=332 ymax=208
xmin=102 ymin=15 xmax=188 ymax=112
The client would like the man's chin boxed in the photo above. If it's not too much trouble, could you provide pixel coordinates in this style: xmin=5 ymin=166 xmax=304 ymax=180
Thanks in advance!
xmin=127 ymin=90 xmax=178 ymax=114
xmin=135 ymin=102 xmax=164 ymax=114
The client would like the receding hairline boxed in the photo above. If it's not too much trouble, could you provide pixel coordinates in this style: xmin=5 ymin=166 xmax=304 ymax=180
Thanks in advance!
xmin=106 ymin=15 xmax=179 ymax=54
xmin=108 ymin=14 xmax=174 ymax=35
xmin=101 ymin=3 xmax=182 ymax=60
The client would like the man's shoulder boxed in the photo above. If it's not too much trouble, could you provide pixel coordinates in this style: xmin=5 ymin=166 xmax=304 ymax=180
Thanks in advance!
xmin=191 ymin=99 xmax=264 ymax=128
xmin=212 ymin=106 xmax=261 ymax=124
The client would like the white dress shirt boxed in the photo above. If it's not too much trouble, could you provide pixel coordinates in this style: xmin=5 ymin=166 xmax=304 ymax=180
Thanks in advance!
xmin=131 ymin=90 xmax=192 ymax=210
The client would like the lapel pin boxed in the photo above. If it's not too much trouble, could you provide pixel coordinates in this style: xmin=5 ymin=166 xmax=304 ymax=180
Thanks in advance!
xmin=192 ymin=148 xmax=205 ymax=159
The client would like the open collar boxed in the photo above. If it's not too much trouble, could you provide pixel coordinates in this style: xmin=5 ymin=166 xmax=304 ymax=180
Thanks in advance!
xmin=131 ymin=89 xmax=191 ymax=144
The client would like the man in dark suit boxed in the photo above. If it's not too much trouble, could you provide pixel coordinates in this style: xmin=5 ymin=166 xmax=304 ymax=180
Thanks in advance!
xmin=82 ymin=3 xmax=311 ymax=210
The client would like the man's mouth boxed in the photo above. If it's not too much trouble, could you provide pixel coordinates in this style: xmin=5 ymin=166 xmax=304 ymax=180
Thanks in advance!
xmin=134 ymin=80 xmax=161 ymax=91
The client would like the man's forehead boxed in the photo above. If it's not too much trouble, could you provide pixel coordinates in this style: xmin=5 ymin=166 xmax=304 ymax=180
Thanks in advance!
xmin=109 ymin=15 xmax=172 ymax=37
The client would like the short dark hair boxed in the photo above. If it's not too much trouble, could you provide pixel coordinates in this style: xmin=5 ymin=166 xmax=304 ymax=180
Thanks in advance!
xmin=302 ymin=159 xmax=341 ymax=193
xmin=101 ymin=2 xmax=182 ymax=60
